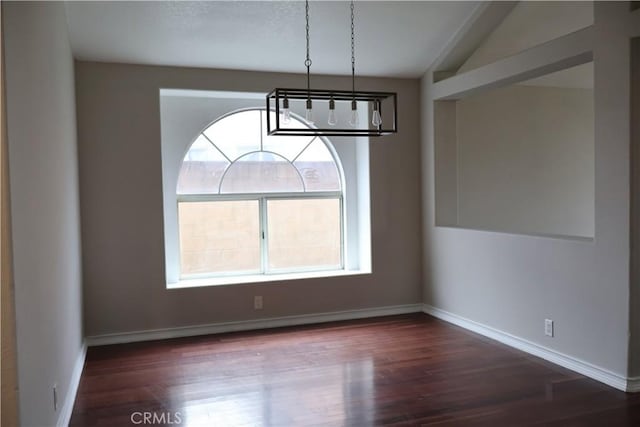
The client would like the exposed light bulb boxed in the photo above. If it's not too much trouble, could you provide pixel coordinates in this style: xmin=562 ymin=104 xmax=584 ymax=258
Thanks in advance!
xmin=282 ymin=109 xmax=291 ymax=124
xmin=372 ymin=101 xmax=382 ymax=126
xmin=328 ymin=110 xmax=337 ymax=126
xmin=328 ymin=98 xmax=337 ymax=126
xmin=305 ymin=99 xmax=314 ymax=124
xmin=281 ymin=97 xmax=291 ymax=124
xmin=349 ymin=110 xmax=359 ymax=127
xmin=349 ymin=99 xmax=359 ymax=127
xmin=372 ymin=110 xmax=382 ymax=126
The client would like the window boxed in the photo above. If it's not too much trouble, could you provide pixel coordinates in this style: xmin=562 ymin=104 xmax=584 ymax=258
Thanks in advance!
xmin=160 ymin=90 xmax=371 ymax=288
xmin=176 ymin=109 xmax=344 ymax=279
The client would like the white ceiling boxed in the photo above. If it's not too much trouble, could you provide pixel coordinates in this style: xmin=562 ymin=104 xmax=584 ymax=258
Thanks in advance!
xmin=64 ymin=1 xmax=478 ymax=78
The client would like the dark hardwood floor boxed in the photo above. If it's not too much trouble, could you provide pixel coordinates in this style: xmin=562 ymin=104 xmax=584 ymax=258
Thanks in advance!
xmin=70 ymin=314 xmax=640 ymax=426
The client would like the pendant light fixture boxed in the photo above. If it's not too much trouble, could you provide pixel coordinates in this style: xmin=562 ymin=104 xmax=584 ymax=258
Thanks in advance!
xmin=266 ymin=0 xmax=397 ymax=137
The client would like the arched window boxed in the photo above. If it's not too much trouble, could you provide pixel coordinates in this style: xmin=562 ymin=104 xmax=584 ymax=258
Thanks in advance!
xmin=176 ymin=109 xmax=344 ymax=278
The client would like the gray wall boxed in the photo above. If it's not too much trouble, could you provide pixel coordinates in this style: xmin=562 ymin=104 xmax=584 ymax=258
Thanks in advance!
xmin=631 ymin=36 xmax=640 ymax=379
xmin=75 ymin=61 xmax=423 ymax=337
xmin=3 ymin=2 xmax=84 ymax=426
xmin=421 ymin=2 xmax=632 ymax=377
xmin=456 ymin=84 xmax=594 ymax=238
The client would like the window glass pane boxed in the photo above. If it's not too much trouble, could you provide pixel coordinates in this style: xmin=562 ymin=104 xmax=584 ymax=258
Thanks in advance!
xmin=179 ymin=200 xmax=260 ymax=275
xmin=177 ymin=135 xmax=229 ymax=194
xmin=294 ymin=139 xmax=341 ymax=191
xmin=220 ymin=152 xmax=304 ymax=193
xmin=267 ymin=198 xmax=341 ymax=270
xmin=262 ymin=111 xmax=315 ymax=161
xmin=203 ymin=110 xmax=261 ymax=161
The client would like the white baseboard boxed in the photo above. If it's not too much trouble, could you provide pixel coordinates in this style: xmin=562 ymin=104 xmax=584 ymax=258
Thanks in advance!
xmin=86 ymin=304 xmax=423 ymax=347
xmin=422 ymin=304 xmax=634 ymax=392
xmin=57 ymin=341 xmax=87 ymax=427
xmin=627 ymin=377 xmax=640 ymax=393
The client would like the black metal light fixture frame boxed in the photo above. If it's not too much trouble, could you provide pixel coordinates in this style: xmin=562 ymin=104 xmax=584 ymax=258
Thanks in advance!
xmin=266 ymin=0 xmax=398 ymax=138
xmin=266 ymin=88 xmax=397 ymax=136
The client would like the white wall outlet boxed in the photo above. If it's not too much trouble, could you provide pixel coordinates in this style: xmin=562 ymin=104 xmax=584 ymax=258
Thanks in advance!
xmin=254 ymin=295 xmax=263 ymax=310
xmin=544 ymin=319 xmax=554 ymax=337
xmin=53 ymin=384 xmax=58 ymax=411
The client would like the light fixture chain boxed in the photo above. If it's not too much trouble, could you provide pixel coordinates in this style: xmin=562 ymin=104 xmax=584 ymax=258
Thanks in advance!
xmin=351 ymin=0 xmax=355 ymax=95
xmin=305 ymin=0 xmax=311 ymax=96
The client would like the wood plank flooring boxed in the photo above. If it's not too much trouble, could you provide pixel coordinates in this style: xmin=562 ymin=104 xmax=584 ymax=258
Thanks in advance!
xmin=70 ymin=314 xmax=640 ymax=426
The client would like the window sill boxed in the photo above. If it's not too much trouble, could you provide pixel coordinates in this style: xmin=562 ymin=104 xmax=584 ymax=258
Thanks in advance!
xmin=166 ymin=269 xmax=371 ymax=290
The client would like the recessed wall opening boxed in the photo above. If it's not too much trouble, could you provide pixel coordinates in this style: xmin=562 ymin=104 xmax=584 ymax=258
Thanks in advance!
xmin=159 ymin=89 xmax=372 ymax=288
xmin=435 ymin=62 xmax=595 ymax=239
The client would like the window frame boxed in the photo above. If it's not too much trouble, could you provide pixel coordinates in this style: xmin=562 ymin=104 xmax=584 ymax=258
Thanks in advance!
xmin=175 ymin=107 xmax=345 ymax=280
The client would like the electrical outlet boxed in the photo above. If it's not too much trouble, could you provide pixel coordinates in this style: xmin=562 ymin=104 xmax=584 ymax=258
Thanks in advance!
xmin=544 ymin=319 xmax=554 ymax=337
xmin=254 ymin=296 xmax=263 ymax=310
xmin=53 ymin=384 xmax=58 ymax=411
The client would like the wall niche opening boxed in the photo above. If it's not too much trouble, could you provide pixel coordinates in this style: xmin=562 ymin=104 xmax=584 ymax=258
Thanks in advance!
xmin=434 ymin=62 xmax=594 ymax=239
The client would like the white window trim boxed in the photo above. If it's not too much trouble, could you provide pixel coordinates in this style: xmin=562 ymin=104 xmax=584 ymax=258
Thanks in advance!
xmin=160 ymin=90 xmax=372 ymax=288
xmin=167 ymin=268 xmax=370 ymax=290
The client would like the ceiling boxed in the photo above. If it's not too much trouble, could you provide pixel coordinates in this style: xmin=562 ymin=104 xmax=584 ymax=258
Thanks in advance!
xmin=65 ymin=1 xmax=478 ymax=78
